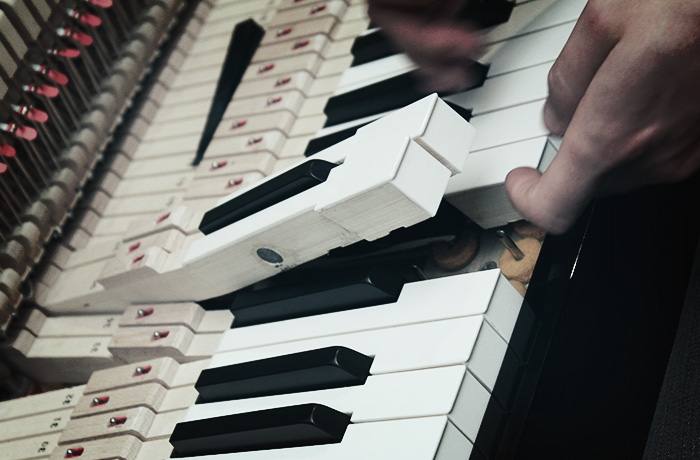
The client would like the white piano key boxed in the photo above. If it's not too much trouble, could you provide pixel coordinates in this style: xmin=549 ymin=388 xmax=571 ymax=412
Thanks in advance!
xmin=173 ymin=416 xmax=472 ymax=460
xmin=486 ymin=21 xmax=575 ymax=76
xmin=212 ymin=315 xmax=509 ymax=392
xmin=444 ymin=61 xmax=552 ymax=116
xmin=219 ymin=270 xmax=521 ymax=352
xmin=184 ymin=365 xmax=489 ymax=443
xmin=446 ymin=137 xmax=558 ymax=228
xmin=483 ymin=0 xmax=586 ymax=44
xmin=469 ymin=99 xmax=548 ymax=152
xmin=334 ymin=54 xmax=416 ymax=95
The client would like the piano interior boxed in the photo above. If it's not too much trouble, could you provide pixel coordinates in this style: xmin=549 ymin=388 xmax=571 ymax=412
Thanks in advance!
xmin=1 ymin=0 xmax=699 ymax=459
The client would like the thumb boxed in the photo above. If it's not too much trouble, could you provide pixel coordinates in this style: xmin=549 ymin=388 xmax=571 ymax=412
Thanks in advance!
xmin=505 ymin=161 xmax=597 ymax=235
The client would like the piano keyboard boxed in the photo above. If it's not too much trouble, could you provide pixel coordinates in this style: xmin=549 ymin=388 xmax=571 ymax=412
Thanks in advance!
xmin=0 ymin=0 xmax=596 ymax=459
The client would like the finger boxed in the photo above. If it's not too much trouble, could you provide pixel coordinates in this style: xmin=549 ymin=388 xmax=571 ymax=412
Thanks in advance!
xmin=544 ymin=1 xmax=620 ymax=135
xmin=507 ymin=32 xmax=663 ymax=234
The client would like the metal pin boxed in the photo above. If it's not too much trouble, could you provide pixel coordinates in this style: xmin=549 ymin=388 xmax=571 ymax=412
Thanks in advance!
xmin=496 ymin=229 xmax=524 ymax=261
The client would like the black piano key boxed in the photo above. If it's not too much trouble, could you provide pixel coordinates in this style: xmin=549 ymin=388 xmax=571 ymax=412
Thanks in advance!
xmin=227 ymin=267 xmax=404 ymax=327
xmin=304 ymin=120 xmax=371 ymax=157
xmin=458 ymin=0 xmax=515 ymax=28
xmin=169 ymin=403 xmax=350 ymax=457
xmin=198 ymin=159 xmax=339 ymax=235
xmin=323 ymin=63 xmax=487 ymax=127
xmin=350 ymin=29 xmax=399 ymax=67
xmin=193 ymin=19 xmax=264 ymax=166
xmin=195 ymin=346 xmax=373 ymax=403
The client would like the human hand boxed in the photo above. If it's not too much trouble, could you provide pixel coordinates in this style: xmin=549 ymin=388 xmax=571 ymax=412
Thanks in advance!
xmin=367 ymin=0 xmax=483 ymax=92
xmin=505 ymin=0 xmax=700 ymax=234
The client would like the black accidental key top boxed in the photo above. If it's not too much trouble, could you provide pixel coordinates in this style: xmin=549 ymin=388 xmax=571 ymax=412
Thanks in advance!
xmin=304 ymin=121 xmax=371 ymax=157
xmin=193 ymin=19 xmax=264 ymax=166
xmin=323 ymin=64 xmax=487 ymax=127
xmin=195 ymin=346 xmax=373 ymax=403
xmin=458 ymin=0 xmax=514 ymax=28
xmin=198 ymin=159 xmax=339 ymax=235
xmin=169 ymin=403 xmax=350 ymax=457
xmin=350 ymin=29 xmax=398 ymax=66
xmin=229 ymin=267 xmax=404 ymax=327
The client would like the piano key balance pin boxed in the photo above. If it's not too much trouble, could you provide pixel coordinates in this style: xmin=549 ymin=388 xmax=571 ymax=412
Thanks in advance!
xmin=496 ymin=229 xmax=524 ymax=261
xmin=498 ymin=233 xmax=542 ymax=283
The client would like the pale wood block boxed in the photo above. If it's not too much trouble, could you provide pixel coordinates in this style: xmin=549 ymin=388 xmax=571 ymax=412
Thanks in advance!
xmin=196 ymin=310 xmax=234 ymax=332
xmin=344 ymin=1 xmax=368 ymax=21
xmin=289 ymin=113 xmax=327 ymax=136
xmin=195 ymin=152 xmax=277 ymax=178
xmin=181 ymin=196 xmax=223 ymax=213
xmin=223 ymin=89 xmax=306 ymax=119
xmin=158 ymin=386 xmax=199 ymax=412
xmin=5 ymin=433 xmax=61 ymax=460
xmin=279 ymin=134 xmax=314 ymax=158
xmin=307 ymin=73 xmax=342 ymax=96
xmin=123 ymin=153 xmax=196 ymax=179
xmin=134 ymin=438 xmax=173 ymax=460
xmin=203 ymin=130 xmax=287 ymax=159
xmin=43 ymin=243 xmax=72 ymax=270
xmin=98 ymin=246 xmax=172 ymax=290
xmin=187 ymin=333 xmax=224 ymax=358
xmin=243 ymin=52 xmax=324 ymax=82
xmin=71 ymin=382 xmax=167 ymax=418
xmin=114 ymin=173 xmax=194 ymax=198
xmin=101 ymin=193 xmax=183 ymax=219
xmin=84 ymin=358 xmax=181 ymax=394
xmin=131 ymin=135 xmax=199 ymax=160
xmin=251 ymin=33 xmax=331 ymax=63
xmin=119 ymin=303 xmax=205 ymax=331
xmin=108 ymin=325 xmax=195 ymax=363
xmin=169 ymin=63 xmax=223 ymax=90
xmin=260 ymin=15 xmax=338 ymax=46
xmin=151 ymin=100 xmax=212 ymax=125
xmin=269 ymin=0 xmax=347 ymax=27
xmin=27 ymin=336 xmax=113 ymax=360
xmin=140 ymin=116 xmax=207 ymax=143
xmin=0 ymin=385 xmax=84 ymax=421
xmin=315 ymin=54 xmax=353 ymax=77
xmin=184 ymin=171 xmax=266 ymax=200
xmin=33 ymin=314 xmax=120 ymax=338
xmin=325 ymin=36 xmax=355 ymax=58
xmin=93 ymin=171 xmax=121 ymax=197
xmin=122 ymin=229 xmax=188 ymax=255
xmin=213 ymin=110 xmax=296 ymax=139
xmin=123 ymin=206 xmax=199 ymax=242
xmin=272 ymin=155 xmax=307 ymax=172
xmin=66 ymin=240 xmax=122 ymax=270
xmin=145 ymin=410 xmax=188 ymax=441
xmin=49 ymin=434 xmax=142 ymax=460
xmin=158 ymin=81 xmax=217 ymax=109
xmin=234 ymin=69 xmax=315 ymax=99
xmin=170 ymin=359 xmax=211 ymax=387
xmin=58 ymin=406 xmax=156 ymax=444
xmin=91 ymin=216 xmax=138 ymax=238
xmin=331 ymin=17 xmax=370 ymax=40
xmin=0 ymin=407 xmax=74 ymax=442
xmin=298 ymin=94 xmax=330 ymax=117
xmin=39 ymin=260 xmax=110 ymax=312
xmin=196 ymin=11 xmax=271 ymax=40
